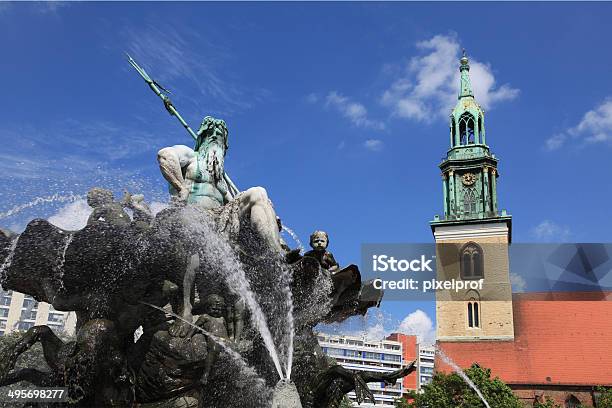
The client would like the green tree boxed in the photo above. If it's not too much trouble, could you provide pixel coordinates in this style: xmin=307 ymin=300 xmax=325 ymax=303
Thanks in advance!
xmin=597 ymin=387 xmax=612 ymax=408
xmin=337 ymin=395 xmax=354 ymax=408
xmin=533 ymin=397 xmax=562 ymax=408
xmin=400 ymin=364 xmax=523 ymax=408
xmin=394 ymin=396 xmax=411 ymax=407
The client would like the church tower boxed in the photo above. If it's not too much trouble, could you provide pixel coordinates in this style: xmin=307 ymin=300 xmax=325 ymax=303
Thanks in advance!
xmin=431 ymin=52 xmax=514 ymax=342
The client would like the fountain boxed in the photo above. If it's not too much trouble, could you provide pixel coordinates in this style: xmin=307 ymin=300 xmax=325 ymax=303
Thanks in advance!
xmin=434 ymin=346 xmax=492 ymax=408
xmin=0 ymin=56 xmax=413 ymax=407
xmin=0 ymin=193 xmax=83 ymax=221
xmin=0 ymin=180 xmax=404 ymax=407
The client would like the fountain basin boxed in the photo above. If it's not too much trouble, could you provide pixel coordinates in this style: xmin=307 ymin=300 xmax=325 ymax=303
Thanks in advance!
xmin=271 ymin=380 xmax=302 ymax=408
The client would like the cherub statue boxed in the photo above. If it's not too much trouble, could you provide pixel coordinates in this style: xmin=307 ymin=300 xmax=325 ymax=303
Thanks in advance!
xmin=86 ymin=187 xmax=154 ymax=230
xmin=86 ymin=187 xmax=131 ymax=227
xmin=303 ymin=230 xmax=339 ymax=273
xmin=193 ymin=294 xmax=230 ymax=385
xmin=121 ymin=190 xmax=153 ymax=229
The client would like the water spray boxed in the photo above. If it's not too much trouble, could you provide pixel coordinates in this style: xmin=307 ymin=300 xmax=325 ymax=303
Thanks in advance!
xmin=0 ymin=193 xmax=83 ymax=220
xmin=434 ymin=346 xmax=491 ymax=408
xmin=281 ymin=225 xmax=303 ymax=252
xmin=179 ymin=208 xmax=286 ymax=380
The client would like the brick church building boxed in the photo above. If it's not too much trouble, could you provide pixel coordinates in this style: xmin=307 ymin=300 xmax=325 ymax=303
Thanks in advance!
xmin=430 ymin=53 xmax=612 ymax=407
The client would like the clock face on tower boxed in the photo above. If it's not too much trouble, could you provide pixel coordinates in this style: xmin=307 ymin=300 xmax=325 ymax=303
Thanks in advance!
xmin=462 ymin=172 xmax=476 ymax=186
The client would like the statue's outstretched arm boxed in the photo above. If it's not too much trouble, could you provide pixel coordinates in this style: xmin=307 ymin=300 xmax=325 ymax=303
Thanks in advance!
xmin=122 ymin=192 xmax=153 ymax=223
xmin=360 ymin=360 xmax=416 ymax=384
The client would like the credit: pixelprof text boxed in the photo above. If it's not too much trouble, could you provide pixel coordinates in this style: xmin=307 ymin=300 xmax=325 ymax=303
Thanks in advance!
xmin=372 ymin=278 xmax=484 ymax=292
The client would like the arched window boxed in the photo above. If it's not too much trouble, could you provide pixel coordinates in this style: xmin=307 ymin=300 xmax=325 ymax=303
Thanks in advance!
xmin=478 ymin=115 xmax=483 ymax=143
xmin=461 ymin=242 xmax=484 ymax=280
xmin=463 ymin=187 xmax=477 ymax=215
xmin=468 ymin=302 xmax=473 ymax=327
xmin=565 ymin=395 xmax=581 ymax=408
xmin=450 ymin=118 xmax=456 ymax=147
xmin=467 ymin=298 xmax=480 ymax=328
xmin=459 ymin=113 xmax=475 ymax=145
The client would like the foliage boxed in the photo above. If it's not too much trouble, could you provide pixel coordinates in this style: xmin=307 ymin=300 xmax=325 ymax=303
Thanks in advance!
xmin=401 ymin=364 xmax=522 ymax=408
xmin=597 ymin=387 xmax=612 ymax=408
xmin=533 ymin=397 xmax=562 ymax=408
xmin=395 ymin=396 xmax=411 ymax=407
xmin=337 ymin=395 xmax=354 ymax=408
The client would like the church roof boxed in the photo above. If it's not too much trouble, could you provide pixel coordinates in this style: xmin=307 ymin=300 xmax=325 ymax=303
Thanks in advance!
xmin=436 ymin=292 xmax=612 ymax=386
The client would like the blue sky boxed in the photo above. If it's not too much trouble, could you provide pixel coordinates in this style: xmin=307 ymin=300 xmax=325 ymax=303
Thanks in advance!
xmin=1 ymin=2 xmax=612 ymax=343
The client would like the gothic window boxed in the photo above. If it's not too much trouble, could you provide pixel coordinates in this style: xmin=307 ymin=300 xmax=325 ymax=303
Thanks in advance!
xmin=478 ymin=115 xmax=483 ymax=143
xmin=450 ymin=118 xmax=456 ymax=146
xmin=461 ymin=242 xmax=484 ymax=280
xmin=565 ymin=395 xmax=580 ymax=408
xmin=467 ymin=299 xmax=480 ymax=328
xmin=463 ymin=188 xmax=477 ymax=215
xmin=459 ymin=113 xmax=475 ymax=145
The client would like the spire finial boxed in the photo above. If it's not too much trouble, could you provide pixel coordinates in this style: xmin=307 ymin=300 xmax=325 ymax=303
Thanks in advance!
xmin=458 ymin=48 xmax=473 ymax=98
xmin=460 ymin=48 xmax=469 ymax=66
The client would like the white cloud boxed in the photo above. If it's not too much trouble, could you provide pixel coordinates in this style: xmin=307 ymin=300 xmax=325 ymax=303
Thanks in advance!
xmin=546 ymin=99 xmax=612 ymax=150
xmin=150 ymin=201 xmax=169 ymax=216
xmin=397 ymin=309 xmax=436 ymax=346
xmin=362 ymin=323 xmax=389 ymax=341
xmin=545 ymin=133 xmax=567 ymax=151
xmin=510 ymin=272 xmax=527 ymax=292
xmin=5 ymin=223 xmax=25 ymax=235
xmin=52 ymin=120 xmax=165 ymax=161
xmin=325 ymin=91 xmax=385 ymax=130
xmin=322 ymin=309 xmax=435 ymax=346
xmin=0 ymin=2 xmax=69 ymax=15
xmin=0 ymin=119 xmax=164 ymax=183
xmin=381 ymin=34 xmax=519 ymax=122
xmin=34 ymin=1 xmax=70 ymax=14
xmin=364 ymin=139 xmax=384 ymax=152
xmin=125 ymin=24 xmax=266 ymax=114
xmin=45 ymin=198 xmax=168 ymax=231
xmin=531 ymin=220 xmax=571 ymax=241
xmin=306 ymin=93 xmax=319 ymax=104
xmin=47 ymin=199 xmax=92 ymax=231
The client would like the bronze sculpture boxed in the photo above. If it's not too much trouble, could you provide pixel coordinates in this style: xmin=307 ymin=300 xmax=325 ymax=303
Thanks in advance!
xmin=0 ymin=56 xmax=413 ymax=407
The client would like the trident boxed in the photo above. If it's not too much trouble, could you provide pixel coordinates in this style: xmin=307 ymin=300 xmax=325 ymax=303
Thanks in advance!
xmin=126 ymin=53 xmax=240 ymax=198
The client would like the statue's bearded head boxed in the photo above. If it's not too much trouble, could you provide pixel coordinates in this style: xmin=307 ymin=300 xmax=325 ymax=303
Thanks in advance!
xmin=195 ymin=116 xmax=229 ymax=183
xmin=195 ymin=116 xmax=229 ymax=152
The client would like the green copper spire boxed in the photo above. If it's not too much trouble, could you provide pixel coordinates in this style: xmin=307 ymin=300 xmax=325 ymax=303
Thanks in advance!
xmin=431 ymin=51 xmax=511 ymax=228
xmin=450 ymin=50 xmax=486 ymax=147
xmin=459 ymin=49 xmax=473 ymax=99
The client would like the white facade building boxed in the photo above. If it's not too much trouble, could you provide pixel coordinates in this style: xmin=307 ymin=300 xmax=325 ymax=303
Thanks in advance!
xmin=417 ymin=345 xmax=435 ymax=391
xmin=317 ymin=333 xmax=404 ymax=408
xmin=0 ymin=288 xmax=76 ymax=336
